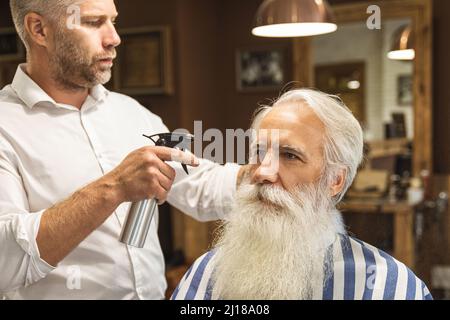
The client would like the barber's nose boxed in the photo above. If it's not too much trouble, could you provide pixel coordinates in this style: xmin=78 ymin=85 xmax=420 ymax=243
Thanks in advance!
xmin=251 ymin=152 xmax=279 ymax=185
xmin=103 ymin=22 xmax=121 ymax=48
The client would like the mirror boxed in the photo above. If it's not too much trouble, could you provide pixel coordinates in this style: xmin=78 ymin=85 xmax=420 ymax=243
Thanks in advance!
xmin=313 ymin=18 xmax=414 ymax=140
xmin=313 ymin=18 xmax=415 ymax=177
xmin=293 ymin=0 xmax=432 ymax=177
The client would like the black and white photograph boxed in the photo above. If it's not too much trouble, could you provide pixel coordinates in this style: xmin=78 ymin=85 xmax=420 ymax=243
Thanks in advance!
xmin=236 ymin=48 xmax=285 ymax=91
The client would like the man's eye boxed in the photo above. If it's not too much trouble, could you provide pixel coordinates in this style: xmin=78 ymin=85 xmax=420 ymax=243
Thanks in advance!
xmin=283 ymin=152 xmax=300 ymax=161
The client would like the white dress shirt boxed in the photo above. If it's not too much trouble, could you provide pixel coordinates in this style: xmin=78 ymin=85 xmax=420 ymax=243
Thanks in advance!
xmin=0 ymin=64 xmax=240 ymax=300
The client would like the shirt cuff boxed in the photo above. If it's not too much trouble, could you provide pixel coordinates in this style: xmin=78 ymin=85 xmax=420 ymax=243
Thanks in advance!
xmin=15 ymin=211 xmax=56 ymax=279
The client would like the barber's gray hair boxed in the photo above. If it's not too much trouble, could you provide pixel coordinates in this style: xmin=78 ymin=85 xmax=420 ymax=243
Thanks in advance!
xmin=251 ymin=89 xmax=364 ymax=203
xmin=10 ymin=0 xmax=75 ymax=51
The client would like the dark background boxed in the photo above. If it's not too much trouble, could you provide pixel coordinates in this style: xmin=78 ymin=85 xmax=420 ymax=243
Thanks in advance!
xmin=0 ymin=0 xmax=447 ymax=174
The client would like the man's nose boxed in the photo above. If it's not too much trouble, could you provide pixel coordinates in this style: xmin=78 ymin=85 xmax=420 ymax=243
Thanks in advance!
xmin=251 ymin=152 xmax=279 ymax=185
xmin=103 ymin=21 xmax=121 ymax=48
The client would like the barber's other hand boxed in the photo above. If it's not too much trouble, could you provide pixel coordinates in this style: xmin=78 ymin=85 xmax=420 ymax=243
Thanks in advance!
xmin=105 ymin=146 xmax=199 ymax=204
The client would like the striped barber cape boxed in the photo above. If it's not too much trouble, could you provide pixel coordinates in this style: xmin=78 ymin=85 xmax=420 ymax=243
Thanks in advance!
xmin=171 ymin=234 xmax=433 ymax=300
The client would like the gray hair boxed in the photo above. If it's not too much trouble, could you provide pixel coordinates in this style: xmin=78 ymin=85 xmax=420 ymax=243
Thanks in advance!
xmin=251 ymin=89 xmax=364 ymax=203
xmin=10 ymin=0 xmax=75 ymax=51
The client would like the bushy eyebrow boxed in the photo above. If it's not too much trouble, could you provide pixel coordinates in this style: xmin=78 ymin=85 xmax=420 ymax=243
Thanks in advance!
xmin=255 ymin=143 xmax=309 ymax=160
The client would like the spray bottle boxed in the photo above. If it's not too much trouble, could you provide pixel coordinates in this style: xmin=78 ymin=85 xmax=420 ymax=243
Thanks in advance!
xmin=119 ymin=132 xmax=194 ymax=248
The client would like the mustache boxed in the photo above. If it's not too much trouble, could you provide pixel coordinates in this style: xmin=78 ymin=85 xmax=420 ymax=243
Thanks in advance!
xmin=239 ymin=182 xmax=328 ymax=213
xmin=239 ymin=183 xmax=296 ymax=210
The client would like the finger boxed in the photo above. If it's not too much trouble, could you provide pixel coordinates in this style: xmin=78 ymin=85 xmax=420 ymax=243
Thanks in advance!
xmin=158 ymin=162 xmax=176 ymax=181
xmin=154 ymin=185 xmax=168 ymax=204
xmin=151 ymin=147 xmax=199 ymax=166
xmin=156 ymin=170 xmax=173 ymax=192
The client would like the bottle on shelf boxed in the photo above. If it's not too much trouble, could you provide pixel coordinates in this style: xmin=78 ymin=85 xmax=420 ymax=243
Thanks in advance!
xmin=407 ymin=177 xmax=424 ymax=206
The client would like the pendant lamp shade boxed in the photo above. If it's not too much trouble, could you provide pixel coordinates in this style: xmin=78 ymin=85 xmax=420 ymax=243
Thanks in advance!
xmin=387 ymin=24 xmax=415 ymax=60
xmin=252 ymin=0 xmax=337 ymax=38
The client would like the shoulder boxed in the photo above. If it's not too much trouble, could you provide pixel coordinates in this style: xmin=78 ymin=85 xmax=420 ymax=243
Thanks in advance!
xmin=335 ymin=234 xmax=432 ymax=300
xmin=0 ymin=86 xmax=34 ymax=131
xmin=106 ymin=90 xmax=141 ymax=107
xmin=171 ymin=250 xmax=218 ymax=300
xmin=106 ymin=90 xmax=165 ymax=127
xmin=0 ymin=86 xmax=27 ymax=111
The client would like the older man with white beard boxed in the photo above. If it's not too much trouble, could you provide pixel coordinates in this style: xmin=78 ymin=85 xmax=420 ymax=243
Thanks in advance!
xmin=172 ymin=89 xmax=432 ymax=300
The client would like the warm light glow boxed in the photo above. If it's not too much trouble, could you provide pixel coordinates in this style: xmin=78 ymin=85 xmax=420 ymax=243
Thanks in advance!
xmin=252 ymin=22 xmax=337 ymax=37
xmin=387 ymin=49 xmax=415 ymax=60
xmin=347 ymin=80 xmax=361 ymax=90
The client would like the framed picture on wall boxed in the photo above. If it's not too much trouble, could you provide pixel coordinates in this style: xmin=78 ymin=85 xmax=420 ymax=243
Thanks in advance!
xmin=113 ymin=26 xmax=174 ymax=95
xmin=0 ymin=28 xmax=25 ymax=62
xmin=236 ymin=47 xmax=286 ymax=92
xmin=397 ymin=74 xmax=413 ymax=106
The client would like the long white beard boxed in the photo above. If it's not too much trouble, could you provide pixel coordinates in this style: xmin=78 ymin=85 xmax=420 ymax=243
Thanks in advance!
xmin=211 ymin=180 xmax=344 ymax=300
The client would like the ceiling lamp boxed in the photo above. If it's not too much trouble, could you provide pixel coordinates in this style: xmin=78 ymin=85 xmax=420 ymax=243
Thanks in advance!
xmin=387 ymin=24 xmax=415 ymax=60
xmin=252 ymin=0 xmax=337 ymax=38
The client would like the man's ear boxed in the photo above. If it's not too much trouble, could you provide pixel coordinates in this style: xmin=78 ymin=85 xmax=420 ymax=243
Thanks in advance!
xmin=24 ymin=12 xmax=50 ymax=48
xmin=330 ymin=168 xmax=346 ymax=197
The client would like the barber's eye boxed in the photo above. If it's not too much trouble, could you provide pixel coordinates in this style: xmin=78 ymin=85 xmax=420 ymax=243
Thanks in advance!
xmin=85 ymin=20 xmax=102 ymax=27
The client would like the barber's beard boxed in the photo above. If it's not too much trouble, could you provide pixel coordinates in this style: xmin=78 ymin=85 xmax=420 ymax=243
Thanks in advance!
xmin=49 ymin=29 xmax=115 ymax=90
xmin=211 ymin=179 xmax=344 ymax=300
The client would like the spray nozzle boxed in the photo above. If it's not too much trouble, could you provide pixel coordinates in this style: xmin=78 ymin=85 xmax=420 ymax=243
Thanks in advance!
xmin=143 ymin=132 xmax=195 ymax=174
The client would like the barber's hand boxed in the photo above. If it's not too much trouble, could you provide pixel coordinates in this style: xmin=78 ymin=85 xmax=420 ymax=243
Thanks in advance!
xmin=106 ymin=146 xmax=199 ymax=204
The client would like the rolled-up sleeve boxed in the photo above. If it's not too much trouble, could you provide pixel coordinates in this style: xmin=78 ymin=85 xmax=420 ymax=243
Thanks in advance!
xmin=168 ymin=160 xmax=240 ymax=221
xmin=0 ymin=139 xmax=55 ymax=293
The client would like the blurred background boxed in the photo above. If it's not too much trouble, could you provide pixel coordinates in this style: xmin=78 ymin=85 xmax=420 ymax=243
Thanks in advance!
xmin=0 ymin=0 xmax=449 ymax=299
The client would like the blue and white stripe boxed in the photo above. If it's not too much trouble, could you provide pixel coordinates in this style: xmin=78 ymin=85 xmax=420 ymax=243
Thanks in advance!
xmin=171 ymin=234 xmax=433 ymax=300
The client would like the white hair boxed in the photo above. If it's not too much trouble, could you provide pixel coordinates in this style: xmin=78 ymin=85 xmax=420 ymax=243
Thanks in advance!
xmin=212 ymin=181 xmax=343 ymax=299
xmin=251 ymin=88 xmax=364 ymax=203
xmin=10 ymin=0 xmax=75 ymax=51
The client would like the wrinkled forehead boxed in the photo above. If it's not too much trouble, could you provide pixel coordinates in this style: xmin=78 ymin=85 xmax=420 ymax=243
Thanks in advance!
xmin=256 ymin=102 xmax=326 ymax=149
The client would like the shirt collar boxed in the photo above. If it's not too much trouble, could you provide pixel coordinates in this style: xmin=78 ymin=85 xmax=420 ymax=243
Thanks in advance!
xmin=11 ymin=63 xmax=109 ymax=110
xmin=90 ymin=82 xmax=109 ymax=102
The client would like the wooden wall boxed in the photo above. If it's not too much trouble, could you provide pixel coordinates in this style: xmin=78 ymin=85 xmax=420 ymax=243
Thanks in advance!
xmin=432 ymin=0 xmax=450 ymax=174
